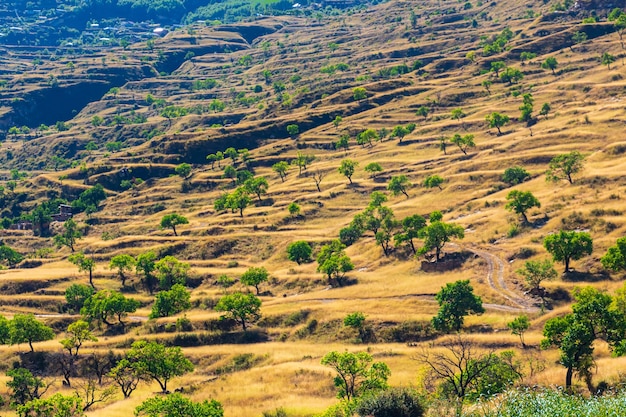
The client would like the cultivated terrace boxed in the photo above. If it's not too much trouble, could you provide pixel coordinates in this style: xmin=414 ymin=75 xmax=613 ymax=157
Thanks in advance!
xmin=1 ymin=0 xmax=626 ymax=416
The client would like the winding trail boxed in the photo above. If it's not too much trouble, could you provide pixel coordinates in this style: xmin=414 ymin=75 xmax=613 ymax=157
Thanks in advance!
xmin=277 ymin=243 xmax=540 ymax=314
xmin=1 ymin=244 xmax=538 ymax=321
xmin=450 ymin=243 xmax=539 ymax=313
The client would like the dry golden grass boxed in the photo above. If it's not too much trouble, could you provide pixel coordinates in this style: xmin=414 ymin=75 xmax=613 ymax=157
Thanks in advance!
xmin=3 ymin=0 xmax=626 ymax=415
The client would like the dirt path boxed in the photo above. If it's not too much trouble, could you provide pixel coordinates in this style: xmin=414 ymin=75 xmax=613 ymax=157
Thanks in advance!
xmin=451 ymin=243 xmax=539 ymax=313
xmin=281 ymin=243 xmax=540 ymax=314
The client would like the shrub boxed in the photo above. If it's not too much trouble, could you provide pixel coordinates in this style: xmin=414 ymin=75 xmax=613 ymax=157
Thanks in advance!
xmin=355 ymin=387 xmax=425 ymax=417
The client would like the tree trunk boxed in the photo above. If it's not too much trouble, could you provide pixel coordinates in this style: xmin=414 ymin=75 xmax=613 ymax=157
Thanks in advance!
xmin=565 ymin=366 xmax=573 ymax=389
xmin=29 ymin=340 xmax=34 ymax=352
xmin=172 ymin=226 xmax=178 ymax=236
xmin=89 ymin=270 xmax=95 ymax=289
xmin=564 ymin=257 xmax=570 ymax=273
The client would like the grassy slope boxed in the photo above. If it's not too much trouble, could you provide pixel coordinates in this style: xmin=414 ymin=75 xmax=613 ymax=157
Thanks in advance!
xmin=2 ymin=0 xmax=626 ymax=415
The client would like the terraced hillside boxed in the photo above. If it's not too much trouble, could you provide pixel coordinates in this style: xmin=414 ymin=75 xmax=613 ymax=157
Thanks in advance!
xmin=2 ymin=0 xmax=626 ymax=415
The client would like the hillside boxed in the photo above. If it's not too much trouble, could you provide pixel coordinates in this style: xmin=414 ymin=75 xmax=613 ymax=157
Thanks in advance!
xmin=1 ymin=0 xmax=626 ymax=415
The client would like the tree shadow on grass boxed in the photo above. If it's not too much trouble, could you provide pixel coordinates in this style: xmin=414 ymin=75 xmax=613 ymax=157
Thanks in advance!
xmin=561 ymin=270 xmax=610 ymax=282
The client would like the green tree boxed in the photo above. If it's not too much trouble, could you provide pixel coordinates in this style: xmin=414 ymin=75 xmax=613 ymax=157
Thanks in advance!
xmin=364 ymin=162 xmax=383 ymax=178
xmin=145 ymin=256 xmax=183 ymax=291
xmin=292 ymin=152 xmax=315 ymax=174
xmin=228 ymin=187 xmax=252 ymax=217
xmin=6 ymin=368 xmax=46 ymax=407
xmin=387 ymin=175 xmax=411 ymax=198
xmin=68 ymin=252 xmax=96 ymax=289
xmin=415 ymin=105 xmax=429 ymax=119
xmin=546 ymin=151 xmax=585 ymax=184
xmin=601 ymin=237 xmax=626 ymax=274
xmin=17 ymin=393 xmax=84 ymax=417
xmin=502 ymin=166 xmax=530 ymax=185
xmin=243 ymin=177 xmax=269 ymax=201
xmin=215 ymin=292 xmax=262 ymax=331
xmin=508 ymin=315 xmax=530 ymax=348
xmin=485 ymin=112 xmax=509 ymax=135
xmin=516 ymin=259 xmax=558 ymax=293
xmin=353 ymin=87 xmax=367 ymax=101
xmin=423 ymin=175 xmax=444 ymax=190
xmin=160 ymin=213 xmax=188 ymax=236
xmin=240 ymin=267 xmax=269 ymax=295
xmin=482 ymin=79 xmax=492 ymax=94
xmin=450 ymin=133 xmax=475 ymax=155
xmin=224 ymin=147 xmax=238 ymax=162
xmin=520 ymin=51 xmax=536 ymax=62
xmin=338 ymin=159 xmax=358 ymax=184
xmin=175 ymin=163 xmax=192 ymax=179
xmin=222 ymin=165 xmax=237 ymax=184
xmin=10 ymin=314 xmax=55 ymax=352
xmin=540 ymin=102 xmax=551 ymax=118
xmin=54 ymin=219 xmax=82 ymax=252
xmin=85 ymin=141 xmax=98 ymax=154
xmin=80 ymin=290 xmax=140 ymax=327
xmin=108 ymin=359 xmax=142 ymax=399
xmin=541 ymin=57 xmax=558 ymax=75
xmin=451 ymin=108 xmax=466 ymax=122
xmin=490 ymin=61 xmax=506 ymax=77
xmin=544 ymin=230 xmax=593 ymax=273
xmin=0 ymin=315 xmax=10 ymax=344
xmin=109 ymin=254 xmax=136 ymax=287
xmin=272 ymin=161 xmax=289 ymax=182
xmin=335 ymin=134 xmax=351 ymax=154
xmin=317 ymin=240 xmax=354 ymax=287
xmin=286 ymin=124 xmax=299 ymax=138
xmin=542 ymin=287 xmax=624 ymax=389
xmin=65 ymin=284 xmax=94 ymax=313
xmin=288 ymin=202 xmax=300 ymax=216
xmin=505 ymin=190 xmax=540 ymax=224
xmin=333 ymin=115 xmax=343 ymax=129
xmin=287 ymin=241 xmax=312 ymax=265
xmin=321 ymin=351 xmax=390 ymax=401
xmin=391 ymin=125 xmax=410 ymax=143
xmin=60 ymin=320 xmax=97 ymax=357
xmin=29 ymin=204 xmax=53 ymax=236
xmin=375 ymin=208 xmax=399 ymax=257
xmin=394 ymin=214 xmax=426 ymax=254
xmin=206 ymin=154 xmax=219 ymax=169
xmin=418 ymin=214 xmax=464 ymax=261
xmin=519 ymin=93 xmax=534 ymax=123
xmin=127 ymin=340 xmax=194 ymax=393
xmin=72 ymin=184 xmax=106 ymax=214
xmin=160 ymin=106 xmax=188 ymax=128
xmin=356 ymin=129 xmax=379 ymax=147
xmin=150 ymin=284 xmax=191 ymax=319
xmin=572 ymin=31 xmax=588 ymax=49
xmin=136 ymin=251 xmax=158 ymax=293
xmin=432 ymin=280 xmax=484 ymax=333
xmin=601 ymin=52 xmax=616 ymax=69
xmin=135 ymin=393 xmax=224 ymax=417
xmin=0 ymin=244 xmax=24 ymax=268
